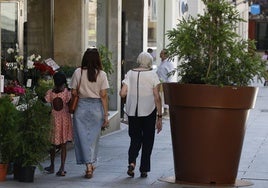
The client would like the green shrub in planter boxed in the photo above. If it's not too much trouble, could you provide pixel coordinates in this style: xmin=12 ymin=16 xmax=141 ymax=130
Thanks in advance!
xmin=161 ymin=0 xmax=268 ymax=185
xmin=58 ymin=65 xmax=76 ymax=78
xmin=15 ymin=89 xmax=52 ymax=167
xmin=98 ymin=45 xmax=114 ymax=93
xmin=166 ymin=0 xmax=267 ymax=86
xmin=0 ymin=96 xmax=21 ymax=163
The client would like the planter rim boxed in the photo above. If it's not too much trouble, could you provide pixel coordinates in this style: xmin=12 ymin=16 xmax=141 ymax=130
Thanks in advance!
xmin=162 ymin=82 xmax=257 ymax=89
xmin=162 ymin=83 xmax=258 ymax=109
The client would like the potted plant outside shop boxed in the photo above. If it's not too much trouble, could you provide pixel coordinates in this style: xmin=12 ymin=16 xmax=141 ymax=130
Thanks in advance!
xmin=35 ymin=78 xmax=54 ymax=102
xmin=98 ymin=44 xmax=114 ymax=94
xmin=0 ymin=96 xmax=21 ymax=181
xmin=58 ymin=65 xmax=76 ymax=78
xmin=162 ymin=0 xmax=267 ymax=186
xmin=14 ymin=89 xmax=52 ymax=182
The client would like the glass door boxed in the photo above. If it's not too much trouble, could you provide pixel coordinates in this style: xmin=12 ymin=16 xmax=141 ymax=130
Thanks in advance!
xmin=0 ymin=0 xmax=24 ymax=88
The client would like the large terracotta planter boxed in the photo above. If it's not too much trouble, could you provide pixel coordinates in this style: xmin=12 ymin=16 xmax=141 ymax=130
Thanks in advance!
xmin=162 ymin=83 xmax=258 ymax=185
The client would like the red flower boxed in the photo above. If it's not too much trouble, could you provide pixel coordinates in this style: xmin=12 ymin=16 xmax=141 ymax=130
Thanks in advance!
xmin=34 ymin=62 xmax=55 ymax=76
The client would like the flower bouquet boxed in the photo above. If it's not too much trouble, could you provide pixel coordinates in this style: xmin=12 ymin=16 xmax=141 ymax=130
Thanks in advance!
xmin=2 ymin=45 xmax=24 ymax=82
xmin=25 ymin=54 xmax=55 ymax=88
xmin=4 ymin=80 xmax=26 ymax=105
xmin=4 ymin=80 xmax=26 ymax=96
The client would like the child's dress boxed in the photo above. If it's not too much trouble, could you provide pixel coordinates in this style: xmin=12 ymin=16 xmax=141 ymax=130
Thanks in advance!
xmin=45 ymin=88 xmax=73 ymax=145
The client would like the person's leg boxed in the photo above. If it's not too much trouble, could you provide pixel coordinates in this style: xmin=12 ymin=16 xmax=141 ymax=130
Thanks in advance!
xmin=139 ymin=110 xmax=156 ymax=176
xmin=85 ymin=163 xmax=95 ymax=179
xmin=91 ymin=131 xmax=101 ymax=164
xmin=45 ymin=145 xmax=56 ymax=173
xmin=128 ymin=116 xmax=142 ymax=164
xmin=127 ymin=116 xmax=142 ymax=177
xmin=83 ymin=129 xmax=101 ymax=179
xmin=73 ymin=98 xmax=102 ymax=165
xmin=56 ymin=143 xmax=67 ymax=176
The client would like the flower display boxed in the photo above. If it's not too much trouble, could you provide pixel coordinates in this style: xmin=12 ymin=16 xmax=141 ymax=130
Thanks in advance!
xmin=34 ymin=62 xmax=55 ymax=76
xmin=7 ymin=47 xmax=15 ymax=54
xmin=27 ymin=53 xmax=41 ymax=70
xmin=5 ymin=44 xmax=24 ymax=71
xmin=27 ymin=54 xmax=55 ymax=76
xmin=2 ymin=46 xmax=56 ymax=95
xmin=29 ymin=54 xmax=42 ymax=62
xmin=4 ymin=80 xmax=26 ymax=96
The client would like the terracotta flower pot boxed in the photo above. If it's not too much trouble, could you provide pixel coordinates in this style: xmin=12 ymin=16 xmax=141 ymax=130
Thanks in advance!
xmin=162 ymin=83 xmax=257 ymax=185
xmin=0 ymin=163 xmax=8 ymax=181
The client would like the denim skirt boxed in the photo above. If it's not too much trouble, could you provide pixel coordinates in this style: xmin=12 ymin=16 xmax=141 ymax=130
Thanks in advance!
xmin=73 ymin=98 xmax=103 ymax=164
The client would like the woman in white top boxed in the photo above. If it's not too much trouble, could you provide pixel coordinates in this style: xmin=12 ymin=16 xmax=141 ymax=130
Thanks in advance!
xmin=70 ymin=48 xmax=109 ymax=179
xmin=120 ymin=52 xmax=162 ymax=178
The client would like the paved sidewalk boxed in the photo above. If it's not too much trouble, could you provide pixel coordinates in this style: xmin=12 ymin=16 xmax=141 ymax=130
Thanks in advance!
xmin=1 ymin=81 xmax=268 ymax=187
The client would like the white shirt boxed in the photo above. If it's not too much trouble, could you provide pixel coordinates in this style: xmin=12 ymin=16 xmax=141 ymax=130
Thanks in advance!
xmin=156 ymin=59 xmax=175 ymax=82
xmin=122 ymin=69 xmax=160 ymax=117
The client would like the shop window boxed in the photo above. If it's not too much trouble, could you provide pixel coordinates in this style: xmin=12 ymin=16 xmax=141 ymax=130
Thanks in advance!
xmin=1 ymin=2 xmax=19 ymax=62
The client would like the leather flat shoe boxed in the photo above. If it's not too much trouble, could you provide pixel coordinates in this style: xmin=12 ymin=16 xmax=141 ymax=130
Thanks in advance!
xmin=56 ymin=170 xmax=66 ymax=176
xmin=127 ymin=165 xmax=135 ymax=177
xmin=44 ymin=166 xmax=54 ymax=174
xmin=140 ymin=172 xmax=147 ymax=178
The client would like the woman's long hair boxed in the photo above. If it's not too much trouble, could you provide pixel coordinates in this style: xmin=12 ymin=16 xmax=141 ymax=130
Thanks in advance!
xmin=81 ymin=48 xmax=103 ymax=82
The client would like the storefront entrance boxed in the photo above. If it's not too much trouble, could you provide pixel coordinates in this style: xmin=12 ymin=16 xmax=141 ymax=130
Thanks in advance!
xmin=0 ymin=0 xmax=54 ymax=87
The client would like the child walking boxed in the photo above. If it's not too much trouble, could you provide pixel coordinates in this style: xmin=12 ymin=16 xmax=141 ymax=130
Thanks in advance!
xmin=44 ymin=72 xmax=73 ymax=176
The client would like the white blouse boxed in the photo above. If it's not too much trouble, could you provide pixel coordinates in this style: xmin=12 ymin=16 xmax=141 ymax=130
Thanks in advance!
xmin=122 ymin=69 xmax=160 ymax=117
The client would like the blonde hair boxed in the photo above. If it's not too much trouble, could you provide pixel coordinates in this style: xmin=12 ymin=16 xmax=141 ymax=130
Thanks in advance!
xmin=137 ymin=52 xmax=153 ymax=69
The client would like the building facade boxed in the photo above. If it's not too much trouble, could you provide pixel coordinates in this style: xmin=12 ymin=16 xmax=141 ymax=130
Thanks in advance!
xmin=248 ymin=0 xmax=268 ymax=51
xmin=0 ymin=0 xmax=251 ymax=132
xmin=0 ymin=0 xmax=122 ymax=133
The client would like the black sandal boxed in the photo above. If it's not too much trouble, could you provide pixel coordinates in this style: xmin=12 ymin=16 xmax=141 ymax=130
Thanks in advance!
xmin=127 ymin=164 xmax=135 ymax=177
xmin=56 ymin=170 xmax=66 ymax=176
xmin=44 ymin=166 xmax=54 ymax=174
xmin=140 ymin=172 xmax=148 ymax=178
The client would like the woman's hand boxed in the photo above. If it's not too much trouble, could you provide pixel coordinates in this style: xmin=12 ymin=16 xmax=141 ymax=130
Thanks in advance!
xmin=102 ymin=115 xmax=109 ymax=130
xmin=156 ymin=118 xmax=162 ymax=134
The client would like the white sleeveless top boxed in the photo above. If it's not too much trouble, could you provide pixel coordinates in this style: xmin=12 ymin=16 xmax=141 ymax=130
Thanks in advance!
xmin=122 ymin=69 xmax=160 ymax=117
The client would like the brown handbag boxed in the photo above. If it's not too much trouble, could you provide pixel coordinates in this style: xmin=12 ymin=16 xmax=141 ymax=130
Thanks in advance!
xmin=69 ymin=69 xmax=82 ymax=113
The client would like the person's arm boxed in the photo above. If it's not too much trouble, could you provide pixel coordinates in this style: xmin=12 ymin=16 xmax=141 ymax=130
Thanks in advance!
xmin=119 ymin=83 xmax=128 ymax=98
xmin=71 ymin=88 xmax=78 ymax=96
xmin=100 ymin=89 xmax=109 ymax=128
xmin=153 ymin=84 xmax=162 ymax=133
